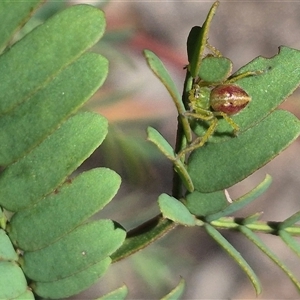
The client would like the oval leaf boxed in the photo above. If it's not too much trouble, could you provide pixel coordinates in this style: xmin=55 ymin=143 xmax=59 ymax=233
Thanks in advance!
xmin=9 ymin=168 xmax=121 ymax=251
xmin=198 ymin=56 xmax=232 ymax=83
xmin=0 ymin=53 xmax=108 ymax=165
xmin=32 ymin=258 xmax=111 ymax=299
xmin=147 ymin=127 xmax=194 ymax=192
xmin=0 ymin=262 xmax=28 ymax=300
xmin=193 ymin=46 xmax=300 ymax=141
xmin=0 ymin=1 xmax=43 ymax=51
xmin=0 ymin=4 xmax=106 ymax=114
xmin=147 ymin=127 xmax=176 ymax=161
xmin=158 ymin=194 xmax=195 ymax=226
xmin=0 ymin=229 xmax=18 ymax=261
xmin=0 ymin=112 xmax=108 ymax=211
xmin=13 ymin=289 xmax=35 ymax=300
xmin=144 ymin=50 xmax=192 ymax=142
xmin=22 ymin=220 xmax=125 ymax=282
xmin=186 ymin=190 xmax=228 ymax=217
xmin=188 ymin=110 xmax=300 ymax=192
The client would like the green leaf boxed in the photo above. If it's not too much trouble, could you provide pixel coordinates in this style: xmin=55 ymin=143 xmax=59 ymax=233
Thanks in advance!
xmin=0 ymin=229 xmax=18 ymax=261
xmin=158 ymin=194 xmax=196 ymax=226
xmin=198 ymin=56 xmax=232 ymax=83
xmin=9 ymin=168 xmax=121 ymax=251
xmin=0 ymin=4 xmax=106 ymax=114
xmin=185 ymin=190 xmax=228 ymax=217
xmin=188 ymin=110 xmax=300 ymax=192
xmin=279 ymin=211 xmax=300 ymax=230
xmin=242 ymin=212 xmax=263 ymax=225
xmin=96 ymin=284 xmax=128 ymax=300
xmin=143 ymin=50 xmax=183 ymax=115
xmin=111 ymin=217 xmax=174 ymax=263
xmin=144 ymin=50 xmax=192 ymax=142
xmin=147 ymin=127 xmax=194 ymax=192
xmin=0 ymin=262 xmax=28 ymax=300
xmin=279 ymin=230 xmax=300 ymax=259
xmin=0 ymin=112 xmax=108 ymax=212
xmin=187 ymin=1 xmax=219 ymax=78
xmin=147 ymin=127 xmax=176 ymax=161
xmin=205 ymin=223 xmax=261 ymax=295
xmin=0 ymin=53 xmax=108 ymax=165
xmin=205 ymin=174 xmax=272 ymax=221
xmin=240 ymin=226 xmax=300 ymax=292
xmin=0 ymin=1 xmax=43 ymax=51
xmin=13 ymin=289 xmax=35 ymax=300
xmin=236 ymin=46 xmax=300 ymax=131
xmin=193 ymin=46 xmax=300 ymax=141
xmin=22 ymin=220 xmax=125 ymax=282
xmin=32 ymin=258 xmax=111 ymax=299
xmin=161 ymin=278 xmax=185 ymax=300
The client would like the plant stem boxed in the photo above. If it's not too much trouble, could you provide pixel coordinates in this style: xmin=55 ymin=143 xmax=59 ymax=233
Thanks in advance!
xmin=112 ymin=71 xmax=196 ymax=263
xmin=111 ymin=215 xmax=175 ymax=263
xmin=210 ymin=216 xmax=300 ymax=235
xmin=111 ymin=214 xmax=300 ymax=263
xmin=172 ymin=70 xmax=194 ymax=198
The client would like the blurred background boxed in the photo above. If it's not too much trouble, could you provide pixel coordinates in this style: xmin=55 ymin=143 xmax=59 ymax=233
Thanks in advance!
xmin=28 ymin=0 xmax=300 ymax=299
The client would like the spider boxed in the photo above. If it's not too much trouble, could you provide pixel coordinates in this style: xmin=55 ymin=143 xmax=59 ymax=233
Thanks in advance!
xmin=178 ymin=54 xmax=259 ymax=157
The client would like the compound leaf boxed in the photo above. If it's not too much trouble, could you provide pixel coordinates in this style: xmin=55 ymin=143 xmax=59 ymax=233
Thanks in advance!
xmin=0 ymin=3 xmax=118 ymax=300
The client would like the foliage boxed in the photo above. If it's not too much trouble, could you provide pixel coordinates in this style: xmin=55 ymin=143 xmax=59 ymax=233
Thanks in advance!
xmin=1 ymin=1 xmax=300 ymax=299
xmin=0 ymin=2 xmax=124 ymax=299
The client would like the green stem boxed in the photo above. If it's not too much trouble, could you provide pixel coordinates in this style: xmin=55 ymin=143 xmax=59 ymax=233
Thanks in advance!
xmin=111 ymin=215 xmax=175 ymax=263
xmin=113 ymin=71 xmax=196 ymax=263
xmin=172 ymin=70 xmax=194 ymax=197
xmin=210 ymin=216 xmax=300 ymax=235
xmin=111 ymin=214 xmax=300 ymax=264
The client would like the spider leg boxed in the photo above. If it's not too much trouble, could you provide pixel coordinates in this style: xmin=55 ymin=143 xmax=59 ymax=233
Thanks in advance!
xmin=226 ymin=70 xmax=263 ymax=84
xmin=214 ymin=111 xmax=239 ymax=135
xmin=177 ymin=114 xmax=218 ymax=158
